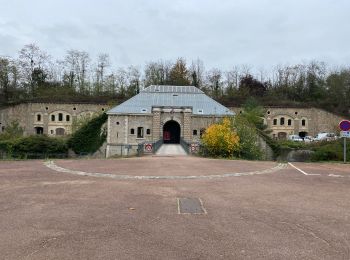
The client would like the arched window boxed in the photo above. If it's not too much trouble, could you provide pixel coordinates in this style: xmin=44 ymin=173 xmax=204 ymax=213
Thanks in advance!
xmin=51 ymin=115 xmax=55 ymax=121
xmin=137 ymin=127 xmax=144 ymax=138
xmin=130 ymin=128 xmax=135 ymax=135
xmin=280 ymin=117 xmax=285 ymax=125
xmin=37 ymin=114 xmax=41 ymax=121
xmin=273 ymin=119 xmax=277 ymax=125
xmin=58 ymin=113 xmax=63 ymax=121
xmin=302 ymin=119 xmax=306 ymax=126
xmin=288 ymin=119 xmax=292 ymax=126
xmin=66 ymin=115 xmax=70 ymax=122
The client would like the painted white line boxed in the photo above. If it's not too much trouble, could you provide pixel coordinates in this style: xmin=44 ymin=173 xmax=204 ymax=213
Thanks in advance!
xmin=288 ymin=162 xmax=320 ymax=176
xmin=44 ymin=161 xmax=287 ymax=180
xmin=328 ymin=174 xmax=344 ymax=178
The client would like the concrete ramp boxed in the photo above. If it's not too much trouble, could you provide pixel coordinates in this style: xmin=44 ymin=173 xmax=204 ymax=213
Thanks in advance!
xmin=155 ymin=144 xmax=188 ymax=156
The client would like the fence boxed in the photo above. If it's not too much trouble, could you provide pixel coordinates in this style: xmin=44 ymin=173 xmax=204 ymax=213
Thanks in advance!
xmin=0 ymin=150 xmax=68 ymax=160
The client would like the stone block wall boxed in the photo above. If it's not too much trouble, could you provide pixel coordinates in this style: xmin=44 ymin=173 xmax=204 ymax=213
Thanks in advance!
xmin=0 ymin=102 xmax=107 ymax=136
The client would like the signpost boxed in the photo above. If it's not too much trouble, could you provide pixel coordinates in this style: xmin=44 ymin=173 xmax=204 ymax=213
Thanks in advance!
xmin=339 ymin=120 xmax=350 ymax=163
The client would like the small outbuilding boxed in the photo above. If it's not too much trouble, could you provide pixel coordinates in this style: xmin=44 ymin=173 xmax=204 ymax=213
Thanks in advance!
xmin=106 ymin=85 xmax=234 ymax=157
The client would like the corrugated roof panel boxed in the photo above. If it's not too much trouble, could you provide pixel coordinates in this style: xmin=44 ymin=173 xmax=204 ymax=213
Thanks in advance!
xmin=107 ymin=85 xmax=234 ymax=116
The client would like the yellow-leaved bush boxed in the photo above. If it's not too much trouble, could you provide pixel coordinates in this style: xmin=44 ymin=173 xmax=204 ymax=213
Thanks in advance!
xmin=201 ymin=118 xmax=240 ymax=157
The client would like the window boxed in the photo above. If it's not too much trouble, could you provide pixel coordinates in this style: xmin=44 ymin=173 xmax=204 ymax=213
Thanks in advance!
xmin=302 ymin=119 xmax=306 ymax=126
xmin=267 ymin=111 xmax=270 ymax=115
xmin=193 ymin=129 xmax=198 ymax=136
xmin=295 ymin=111 xmax=298 ymax=115
xmin=58 ymin=113 xmax=63 ymax=121
xmin=45 ymin=107 xmax=48 ymax=110
xmin=116 ymin=122 xmax=120 ymax=125
xmin=66 ymin=115 xmax=70 ymax=122
xmin=73 ymin=107 xmax=76 ymax=111
xmin=50 ymin=130 xmax=54 ymax=134
xmin=146 ymin=129 xmax=151 ymax=135
xmin=102 ymin=108 xmax=105 ymax=111
xmin=288 ymin=119 xmax=292 ymax=126
xmin=51 ymin=115 xmax=55 ymax=121
xmin=200 ymin=128 xmax=205 ymax=137
xmin=273 ymin=119 xmax=277 ymax=125
xmin=280 ymin=117 xmax=285 ymax=125
xmin=130 ymin=128 xmax=135 ymax=135
xmin=137 ymin=127 xmax=144 ymax=138
xmin=37 ymin=114 xmax=41 ymax=121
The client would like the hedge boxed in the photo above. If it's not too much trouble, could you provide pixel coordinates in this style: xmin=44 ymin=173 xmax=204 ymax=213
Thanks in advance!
xmin=0 ymin=135 xmax=68 ymax=159
xmin=67 ymin=113 xmax=108 ymax=154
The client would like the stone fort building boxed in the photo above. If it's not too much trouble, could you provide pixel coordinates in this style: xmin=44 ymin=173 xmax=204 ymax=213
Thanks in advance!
xmin=0 ymin=102 xmax=107 ymax=136
xmin=0 ymin=85 xmax=347 ymax=156
xmin=106 ymin=85 xmax=233 ymax=157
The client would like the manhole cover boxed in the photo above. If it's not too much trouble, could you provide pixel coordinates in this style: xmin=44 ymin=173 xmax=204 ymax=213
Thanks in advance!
xmin=177 ymin=198 xmax=206 ymax=214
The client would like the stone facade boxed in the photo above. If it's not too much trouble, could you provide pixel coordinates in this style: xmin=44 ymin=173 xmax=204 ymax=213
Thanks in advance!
xmin=1 ymin=101 xmax=348 ymax=158
xmin=0 ymin=102 xmax=107 ymax=136
xmin=106 ymin=106 xmax=224 ymax=157
xmin=230 ymin=107 xmax=347 ymax=139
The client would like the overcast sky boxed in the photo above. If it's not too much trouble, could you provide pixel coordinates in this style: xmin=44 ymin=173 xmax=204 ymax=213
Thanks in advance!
xmin=0 ymin=0 xmax=349 ymax=70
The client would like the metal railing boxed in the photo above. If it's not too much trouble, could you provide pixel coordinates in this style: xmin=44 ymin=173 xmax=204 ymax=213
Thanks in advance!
xmin=180 ymin=138 xmax=190 ymax=154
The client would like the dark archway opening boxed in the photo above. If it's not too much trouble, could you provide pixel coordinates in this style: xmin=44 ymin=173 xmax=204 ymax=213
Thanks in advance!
xmin=163 ymin=120 xmax=181 ymax=144
xmin=299 ymin=131 xmax=308 ymax=138
xmin=55 ymin=128 xmax=65 ymax=136
xmin=35 ymin=127 xmax=44 ymax=135
xmin=277 ymin=132 xmax=287 ymax=140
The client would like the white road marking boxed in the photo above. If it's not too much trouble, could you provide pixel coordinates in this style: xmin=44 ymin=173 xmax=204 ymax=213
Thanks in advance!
xmin=44 ymin=160 xmax=287 ymax=180
xmin=328 ymin=174 xmax=344 ymax=178
xmin=288 ymin=162 xmax=320 ymax=176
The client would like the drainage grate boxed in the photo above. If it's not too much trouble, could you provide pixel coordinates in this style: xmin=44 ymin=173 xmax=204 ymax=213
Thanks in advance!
xmin=177 ymin=198 xmax=206 ymax=214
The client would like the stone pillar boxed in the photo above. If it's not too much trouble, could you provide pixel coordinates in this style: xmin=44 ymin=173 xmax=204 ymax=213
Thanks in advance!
xmin=152 ymin=108 xmax=161 ymax=141
xmin=183 ymin=108 xmax=192 ymax=142
xmin=294 ymin=118 xmax=300 ymax=135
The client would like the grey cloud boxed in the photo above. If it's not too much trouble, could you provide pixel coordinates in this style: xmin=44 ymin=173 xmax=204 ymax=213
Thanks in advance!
xmin=0 ymin=0 xmax=349 ymax=70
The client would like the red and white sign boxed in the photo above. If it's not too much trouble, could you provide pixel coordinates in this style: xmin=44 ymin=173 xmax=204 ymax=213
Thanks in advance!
xmin=190 ymin=144 xmax=199 ymax=152
xmin=339 ymin=120 xmax=350 ymax=131
xmin=144 ymin=143 xmax=153 ymax=152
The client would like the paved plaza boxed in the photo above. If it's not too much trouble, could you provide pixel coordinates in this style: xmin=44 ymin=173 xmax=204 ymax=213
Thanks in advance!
xmin=0 ymin=157 xmax=349 ymax=259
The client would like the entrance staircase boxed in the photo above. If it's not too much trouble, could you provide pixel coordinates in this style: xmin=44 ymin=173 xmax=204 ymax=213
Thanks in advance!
xmin=155 ymin=144 xmax=188 ymax=156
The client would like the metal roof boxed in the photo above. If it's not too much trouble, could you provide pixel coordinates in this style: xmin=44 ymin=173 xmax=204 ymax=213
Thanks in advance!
xmin=107 ymin=85 xmax=234 ymax=116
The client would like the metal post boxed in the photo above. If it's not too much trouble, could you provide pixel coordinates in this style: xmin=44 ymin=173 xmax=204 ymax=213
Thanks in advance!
xmin=344 ymin=137 xmax=347 ymax=164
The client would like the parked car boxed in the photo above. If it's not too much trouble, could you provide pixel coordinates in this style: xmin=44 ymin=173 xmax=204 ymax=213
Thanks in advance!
xmin=303 ymin=136 xmax=314 ymax=142
xmin=288 ymin=135 xmax=303 ymax=142
xmin=314 ymin=132 xmax=337 ymax=141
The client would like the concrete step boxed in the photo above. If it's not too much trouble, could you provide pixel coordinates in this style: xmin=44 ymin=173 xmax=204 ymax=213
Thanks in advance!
xmin=155 ymin=144 xmax=188 ymax=156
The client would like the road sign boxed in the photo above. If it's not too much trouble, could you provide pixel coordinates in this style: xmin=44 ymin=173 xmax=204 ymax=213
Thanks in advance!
xmin=339 ymin=120 xmax=350 ymax=131
xmin=340 ymin=131 xmax=350 ymax=138
xmin=144 ymin=143 xmax=153 ymax=152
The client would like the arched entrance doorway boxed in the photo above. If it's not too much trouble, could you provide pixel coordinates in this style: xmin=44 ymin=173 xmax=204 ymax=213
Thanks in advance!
xmin=163 ymin=120 xmax=181 ymax=144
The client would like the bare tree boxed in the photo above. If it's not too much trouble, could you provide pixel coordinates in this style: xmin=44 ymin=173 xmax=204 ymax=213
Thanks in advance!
xmin=18 ymin=43 xmax=50 ymax=96
xmin=64 ymin=50 xmax=90 ymax=93
xmin=189 ymin=59 xmax=205 ymax=89
xmin=95 ymin=53 xmax=110 ymax=93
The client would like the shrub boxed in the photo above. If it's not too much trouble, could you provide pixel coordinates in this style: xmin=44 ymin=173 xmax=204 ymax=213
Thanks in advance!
xmin=233 ymin=116 xmax=263 ymax=160
xmin=0 ymin=120 xmax=24 ymax=141
xmin=0 ymin=135 xmax=68 ymax=159
xmin=67 ymin=113 xmax=108 ymax=154
xmin=201 ymin=118 xmax=240 ymax=158
xmin=310 ymin=139 xmax=350 ymax=162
